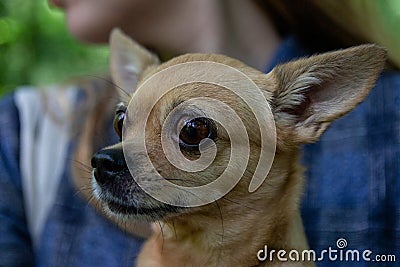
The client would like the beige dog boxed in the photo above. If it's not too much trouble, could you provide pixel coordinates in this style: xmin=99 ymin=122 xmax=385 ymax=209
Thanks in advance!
xmin=90 ymin=29 xmax=386 ymax=266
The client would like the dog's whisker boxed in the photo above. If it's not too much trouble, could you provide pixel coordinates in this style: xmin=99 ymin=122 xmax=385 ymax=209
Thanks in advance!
xmin=75 ymin=185 xmax=93 ymax=195
xmin=80 ymin=190 xmax=103 ymax=213
xmin=163 ymin=178 xmax=205 ymax=188
xmin=214 ymin=200 xmax=224 ymax=265
xmin=87 ymin=75 xmax=131 ymax=99
xmin=157 ymin=221 xmax=165 ymax=255
xmin=73 ymin=183 xmax=94 ymax=198
xmin=160 ymin=184 xmax=205 ymax=203
xmin=86 ymin=195 xmax=98 ymax=208
xmin=135 ymin=199 xmax=140 ymax=217
xmin=220 ymin=196 xmax=260 ymax=212
xmin=71 ymin=159 xmax=92 ymax=170
xmin=171 ymin=220 xmax=178 ymax=241
xmin=100 ymin=94 xmax=128 ymax=104
xmin=76 ymin=169 xmax=92 ymax=175
xmin=73 ymin=165 xmax=92 ymax=173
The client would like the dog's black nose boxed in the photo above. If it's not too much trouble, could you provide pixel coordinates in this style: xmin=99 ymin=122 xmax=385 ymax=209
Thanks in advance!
xmin=91 ymin=148 xmax=127 ymax=185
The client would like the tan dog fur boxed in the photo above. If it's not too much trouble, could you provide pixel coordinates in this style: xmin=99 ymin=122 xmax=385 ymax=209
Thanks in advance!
xmin=93 ymin=29 xmax=386 ymax=266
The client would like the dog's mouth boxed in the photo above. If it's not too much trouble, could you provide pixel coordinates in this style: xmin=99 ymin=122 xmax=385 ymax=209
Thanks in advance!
xmin=105 ymin=199 xmax=166 ymax=216
xmin=102 ymin=197 xmax=184 ymax=220
xmin=91 ymin=167 xmax=185 ymax=220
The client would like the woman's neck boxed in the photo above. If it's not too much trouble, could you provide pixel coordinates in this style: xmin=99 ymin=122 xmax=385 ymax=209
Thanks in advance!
xmin=216 ymin=0 xmax=282 ymax=70
xmin=132 ymin=0 xmax=281 ymax=71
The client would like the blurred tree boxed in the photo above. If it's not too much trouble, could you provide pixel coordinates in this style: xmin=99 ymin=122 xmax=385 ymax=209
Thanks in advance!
xmin=0 ymin=0 xmax=109 ymax=96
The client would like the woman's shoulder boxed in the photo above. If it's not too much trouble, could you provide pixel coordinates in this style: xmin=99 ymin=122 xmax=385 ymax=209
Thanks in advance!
xmin=0 ymin=91 xmax=20 ymax=128
xmin=381 ymin=68 xmax=400 ymax=87
xmin=0 ymin=92 xmax=22 ymax=187
xmin=375 ymin=68 xmax=400 ymax=114
xmin=4 ymin=78 xmax=118 ymax=137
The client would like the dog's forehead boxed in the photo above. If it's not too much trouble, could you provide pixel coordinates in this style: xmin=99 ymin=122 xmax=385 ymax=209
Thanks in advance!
xmin=135 ymin=53 xmax=275 ymax=105
xmin=140 ymin=53 xmax=273 ymax=86
xmin=126 ymin=53 xmax=275 ymax=130
xmin=153 ymin=84 xmax=221 ymax=124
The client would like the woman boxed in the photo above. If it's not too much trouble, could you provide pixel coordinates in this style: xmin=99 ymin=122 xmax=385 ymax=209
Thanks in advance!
xmin=0 ymin=0 xmax=399 ymax=266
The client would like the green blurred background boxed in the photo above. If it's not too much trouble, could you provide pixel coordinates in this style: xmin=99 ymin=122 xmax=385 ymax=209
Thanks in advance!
xmin=0 ymin=0 xmax=109 ymax=97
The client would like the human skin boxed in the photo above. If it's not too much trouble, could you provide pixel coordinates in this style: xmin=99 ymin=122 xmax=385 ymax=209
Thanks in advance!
xmin=48 ymin=0 xmax=281 ymax=70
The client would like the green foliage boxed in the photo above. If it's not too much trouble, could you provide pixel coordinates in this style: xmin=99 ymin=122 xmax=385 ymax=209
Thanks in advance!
xmin=0 ymin=0 xmax=109 ymax=96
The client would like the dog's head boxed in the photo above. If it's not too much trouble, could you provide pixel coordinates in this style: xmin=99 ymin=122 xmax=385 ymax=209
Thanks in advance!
xmin=91 ymin=29 xmax=386 ymax=222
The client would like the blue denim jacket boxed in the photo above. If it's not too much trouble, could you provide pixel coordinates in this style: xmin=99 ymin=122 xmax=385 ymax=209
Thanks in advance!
xmin=0 ymin=37 xmax=399 ymax=266
xmin=0 ymin=93 xmax=143 ymax=267
xmin=268 ymin=38 xmax=400 ymax=265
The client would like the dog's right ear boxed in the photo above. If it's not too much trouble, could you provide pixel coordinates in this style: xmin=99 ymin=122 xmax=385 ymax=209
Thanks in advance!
xmin=269 ymin=44 xmax=386 ymax=145
xmin=110 ymin=28 xmax=160 ymax=101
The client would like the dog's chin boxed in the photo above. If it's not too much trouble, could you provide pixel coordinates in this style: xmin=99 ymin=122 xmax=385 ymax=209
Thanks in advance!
xmin=90 ymin=171 xmax=185 ymax=221
xmin=103 ymin=199 xmax=186 ymax=222
xmin=103 ymin=199 xmax=179 ymax=221
xmin=91 ymin=179 xmax=182 ymax=221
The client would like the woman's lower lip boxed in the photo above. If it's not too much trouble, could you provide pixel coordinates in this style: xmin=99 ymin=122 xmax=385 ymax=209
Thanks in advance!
xmin=49 ymin=0 xmax=65 ymax=9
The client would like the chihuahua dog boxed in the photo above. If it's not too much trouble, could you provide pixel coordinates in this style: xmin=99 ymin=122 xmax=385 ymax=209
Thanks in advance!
xmin=90 ymin=29 xmax=386 ymax=266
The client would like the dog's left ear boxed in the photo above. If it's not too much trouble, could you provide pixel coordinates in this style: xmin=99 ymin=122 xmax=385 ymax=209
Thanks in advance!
xmin=110 ymin=28 xmax=160 ymax=99
xmin=270 ymin=44 xmax=386 ymax=144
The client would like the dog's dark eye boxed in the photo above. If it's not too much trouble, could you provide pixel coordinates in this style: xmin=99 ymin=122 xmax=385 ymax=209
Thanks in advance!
xmin=113 ymin=105 xmax=126 ymax=140
xmin=179 ymin=117 xmax=215 ymax=149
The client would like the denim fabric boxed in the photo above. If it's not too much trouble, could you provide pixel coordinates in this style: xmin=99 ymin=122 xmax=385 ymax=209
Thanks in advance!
xmin=268 ymin=37 xmax=400 ymax=266
xmin=0 ymin=93 xmax=143 ymax=267
xmin=0 ymin=94 xmax=34 ymax=267
xmin=36 ymin=150 xmax=144 ymax=267
xmin=301 ymin=71 xmax=400 ymax=266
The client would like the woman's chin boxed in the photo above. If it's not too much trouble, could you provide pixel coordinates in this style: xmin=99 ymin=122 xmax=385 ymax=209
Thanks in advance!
xmin=65 ymin=8 xmax=113 ymax=43
xmin=48 ymin=0 xmax=66 ymax=9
